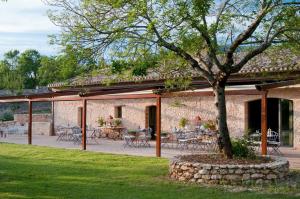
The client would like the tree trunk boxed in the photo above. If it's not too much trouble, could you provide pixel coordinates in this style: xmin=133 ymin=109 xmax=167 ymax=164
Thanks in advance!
xmin=213 ymin=84 xmax=233 ymax=159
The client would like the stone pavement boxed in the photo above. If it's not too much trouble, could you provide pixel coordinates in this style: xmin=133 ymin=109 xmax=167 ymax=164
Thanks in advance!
xmin=1 ymin=135 xmax=299 ymax=169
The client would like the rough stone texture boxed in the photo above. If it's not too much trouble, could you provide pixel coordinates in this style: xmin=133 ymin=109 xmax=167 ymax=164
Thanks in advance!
xmin=170 ymin=156 xmax=289 ymax=185
xmin=14 ymin=114 xmax=52 ymax=124
xmin=53 ymin=86 xmax=300 ymax=148
xmin=0 ymin=121 xmax=51 ymax=136
xmin=32 ymin=122 xmax=51 ymax=136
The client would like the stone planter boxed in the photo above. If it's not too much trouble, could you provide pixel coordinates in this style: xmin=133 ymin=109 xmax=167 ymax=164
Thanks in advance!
xmin=170 ymin=156 xmax=289 ymax=185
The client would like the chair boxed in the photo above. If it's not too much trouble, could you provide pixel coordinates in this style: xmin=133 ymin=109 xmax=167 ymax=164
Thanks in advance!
xmin=71 ymin=126 xmax=82 ymax=145
xmin=56 ymin=126 xmax=67 ymax=141
xmin=87 ymin=128 xmax=99 ymax=144
xmin=123 ymin=129 xmax=136 ymax=148
xmin=267 ymin=130 xmax=282 ymax=155
xmin=136 ymin=128 xmax=152 ymax=147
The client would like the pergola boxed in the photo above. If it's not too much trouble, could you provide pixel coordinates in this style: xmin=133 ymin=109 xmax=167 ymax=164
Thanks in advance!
xmin=0 ymin=76 xmax=299 ymax=157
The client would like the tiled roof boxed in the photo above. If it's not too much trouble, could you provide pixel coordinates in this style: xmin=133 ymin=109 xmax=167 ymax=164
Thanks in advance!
xmin=48 ymin=49 xmax=300 ymax=88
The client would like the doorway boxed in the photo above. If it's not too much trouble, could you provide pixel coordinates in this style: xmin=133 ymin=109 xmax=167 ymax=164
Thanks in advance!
xmin=246 ymin=98 xmax=293 ymax=146
xmin=145 ymin=106 xmax=156 ymax=139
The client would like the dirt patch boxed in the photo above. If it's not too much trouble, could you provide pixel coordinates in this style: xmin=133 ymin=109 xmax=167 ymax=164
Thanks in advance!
xmin=179 ymin=154 xmax=272 ymax=165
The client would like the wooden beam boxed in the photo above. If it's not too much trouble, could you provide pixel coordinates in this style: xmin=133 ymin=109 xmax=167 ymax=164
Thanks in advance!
xmin=156 ymin=95 xmax=161 ymax=157
xmin=162 ymin=89 xmax=262 ymax=98
xmin=81 ymin=99 xmax=87 ymax=150
xmin=261 ymin=91 xmax=268 ymax=155
xmin=256 ymin=79 xmax=300 ymax=91
xmin=28 ymin=100 xmax=32 ymax=145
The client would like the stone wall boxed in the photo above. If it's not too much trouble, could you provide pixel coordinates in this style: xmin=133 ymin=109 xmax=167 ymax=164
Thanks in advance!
xmin=53 ymin=87 xmax=300 ymax=147
xmin=14 ymin=114 xmax=52 ymax=124
xmin=170 ymin=156 xmax=289 ymax=185
xmin=32 ymin=122 xmax=51 ymax=136
xmin=54 ymin=95 xmax=256 ymax=137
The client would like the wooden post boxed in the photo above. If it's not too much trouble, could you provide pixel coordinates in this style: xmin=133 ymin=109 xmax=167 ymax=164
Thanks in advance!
xmin=50 ymin=101 xmax=55 ymax=136
xmin=81 ymin=99 xmax=87 ymax=150
xmin=28 ymin=100 xmax=32 ymax=145
xmin=156 ymin=96 xmax=161 ymax=157
xmin=261 ymin=91 xmax=268 ymax=155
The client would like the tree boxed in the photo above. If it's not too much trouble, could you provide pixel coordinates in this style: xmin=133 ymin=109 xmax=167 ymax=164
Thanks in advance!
xmin=17 ymin=49 xmax=42 ymax=88
xmin=38 ymin=56 xmax=60 ymax=86
xmin=47 ymin=0 xmax=300 ymax=158
xmin=0 ymin=50 xmax=23 ymax=91
xmin=3 ymin=50 xmax=19 ymax=69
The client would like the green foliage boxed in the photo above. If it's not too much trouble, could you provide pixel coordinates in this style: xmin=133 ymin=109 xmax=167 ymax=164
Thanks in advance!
xmin=17 ymin=49 xmax=41 ymax=88
xmin=97 ymin=117 xmax=105 ymax=127
xmin=202 ymin=120 xmax=217 ymax=131
xmin=38 ymin=56 xmax=60 ymax=86
xmin=179 ymin=117 xmax=189 ymax=128
xmin=231 ymin=137 xmax=256 ymax=159
xmin=0 ymin=112 xmax=14 ymax=121
xmin=112 ymin=118 xmax=122 ymax=127
xmin=0 ymin=46 xmax=99 ymax=89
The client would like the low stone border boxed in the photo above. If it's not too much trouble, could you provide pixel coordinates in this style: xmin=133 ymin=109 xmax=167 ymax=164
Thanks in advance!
xmin=170 ymin=155 xmax=289 ymax=185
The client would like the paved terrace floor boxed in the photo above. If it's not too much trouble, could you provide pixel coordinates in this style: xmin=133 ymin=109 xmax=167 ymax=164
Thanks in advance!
xmin=1 ymin=135 xmax=300 ymax=169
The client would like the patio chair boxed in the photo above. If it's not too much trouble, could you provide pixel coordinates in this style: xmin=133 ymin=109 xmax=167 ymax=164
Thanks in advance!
xmin=56 ymin=126 xmax=67 ymax=141
xmin=71 ymin=126 xmax=82 ymax=145
xmin=267 ymin=130 xmax=282 ymax=155
xmin=176 ymin=130 xmax=190 ymax=150
xmin=136 ymin=128 xmax=152 ymax=147
xmin=87 ymin=128 xmax=99 ymax=144
xmin=123 ymin=129 xmax=136 ymax=148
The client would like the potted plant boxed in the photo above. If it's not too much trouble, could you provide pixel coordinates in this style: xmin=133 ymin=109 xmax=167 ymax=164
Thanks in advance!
xmin=112 ymin=118 xmax=122 ymax=127
xmin=97 ymin=117 xmax=105 ymax=127
xmin=179 ymin=117 xmax=189 ymax=128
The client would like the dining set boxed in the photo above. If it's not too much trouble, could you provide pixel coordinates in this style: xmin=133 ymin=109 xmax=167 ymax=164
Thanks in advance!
xmin=56 ymin=126 xmax=99 ymax=145
xmin=160 ymin=127 xmax=219 ymax=151
xmin=123 ymin=128 xmax=152 ymax=148
xmin=122 ymin=126 xmax=219 ymax=152
xmin=249 ymin=129 xmax=282 ymax=155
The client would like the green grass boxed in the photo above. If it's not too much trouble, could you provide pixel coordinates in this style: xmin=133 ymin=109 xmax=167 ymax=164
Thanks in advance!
xmin=0 ymin=143 xmax=299 ymax=199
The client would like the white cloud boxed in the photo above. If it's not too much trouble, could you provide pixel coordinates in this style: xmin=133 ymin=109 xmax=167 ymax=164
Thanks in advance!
xmin=0 ymin=0 xmax=60 ymax=56
xmin=0 ymin=0 xmax=58 ymax=33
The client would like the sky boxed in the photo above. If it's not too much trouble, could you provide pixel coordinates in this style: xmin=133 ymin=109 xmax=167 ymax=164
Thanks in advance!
xmin=0 ymin=0 xmax=60 ymax=58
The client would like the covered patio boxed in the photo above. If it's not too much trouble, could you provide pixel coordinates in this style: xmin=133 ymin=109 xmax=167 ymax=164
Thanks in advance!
xmin=0 ymin=74 xmax=299 ymax=164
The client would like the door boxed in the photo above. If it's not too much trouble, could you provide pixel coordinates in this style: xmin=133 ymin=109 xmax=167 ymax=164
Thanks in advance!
xmin=145 ymin=106 xmax=156 ymax=139
xmin=280 ymin=99 xmax=293 ymax=146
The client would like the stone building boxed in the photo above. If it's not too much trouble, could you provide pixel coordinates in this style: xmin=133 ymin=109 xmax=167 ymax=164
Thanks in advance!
xmin=1 ymin=50 xmax=299 ymax=150
xmin=47 ymin=51 xmax=300 ymax=149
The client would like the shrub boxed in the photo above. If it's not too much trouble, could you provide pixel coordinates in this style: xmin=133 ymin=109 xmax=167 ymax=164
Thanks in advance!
xmin=97 ymin=117 xmax=105 ymax=127
xmin=179 ymin=117 xmax=188 ymax=128
xmin=0 ymin=112 xmax=14 ymax=121
xmin=231 ymin=137 xmax=256 ymax=159
xmin=112 ymin=118 xmax=122 ymax=127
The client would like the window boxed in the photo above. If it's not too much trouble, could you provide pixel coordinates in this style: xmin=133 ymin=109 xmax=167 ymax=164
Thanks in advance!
xmin=114 ymin=106 xmax=122 ymax=118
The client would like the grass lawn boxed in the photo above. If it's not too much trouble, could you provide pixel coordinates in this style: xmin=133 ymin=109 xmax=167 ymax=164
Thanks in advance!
xmin=0 ymin=143 xmax=299 ymax=199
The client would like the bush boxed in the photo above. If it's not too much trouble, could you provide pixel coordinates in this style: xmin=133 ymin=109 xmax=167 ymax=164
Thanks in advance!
xmin=112 ymin=118 xmax=122 ymax=127
xmin=97 ymin=117 xmax=105 ymax=127
xmin=231 ymin=137 xmax=256 ymax=159
xmin=179 ymin=117 xmax=189 ymax=128
xmin=0 ymin=112 xmax=14 ymax=121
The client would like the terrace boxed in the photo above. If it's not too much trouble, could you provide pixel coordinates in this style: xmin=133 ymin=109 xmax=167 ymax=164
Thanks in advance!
xmin=1 ymin=134 xmax=300 ymax=169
